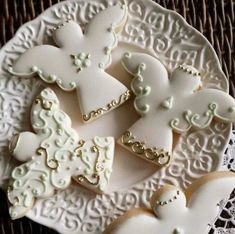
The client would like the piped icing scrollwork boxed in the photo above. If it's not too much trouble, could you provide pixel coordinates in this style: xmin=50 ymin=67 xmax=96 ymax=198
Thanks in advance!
xmin=170 ymin=102 xmax=235 ymax=132
xmin=82 ymin=90 xmax=131 ymax=122
xmin=7 ymin=88 xmax=115 ymax=220
xmin=121 ymin=131 xmax=170 ymax=166
xmin=103 ymin=172 xmax=235 ymax=234
xmin=120 ymin=52 xmax=235 ymax=166
xmin=123 ymin=52 xmax=151 ymax=115
xmin=8 ymin=3 xmax=129 ymax=122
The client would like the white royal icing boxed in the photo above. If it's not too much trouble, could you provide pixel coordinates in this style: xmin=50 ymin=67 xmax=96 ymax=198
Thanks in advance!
xmin=7 ymin=88 xmax=115 ymax=220
xmin=8 ymin=3 xmax=130 ymax=122
xmin=106 ymin=172 xmax=235 ymax=234
xmin=119 ymin=52 xmax=235 ymax=166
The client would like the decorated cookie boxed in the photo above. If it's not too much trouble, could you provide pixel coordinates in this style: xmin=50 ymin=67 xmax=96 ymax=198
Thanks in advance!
xmin=104 ymin=171 xmax=235 ymax=234
xmin=8 ymin=3 xmax=130 ymax=123
xmin=119 ymin=52 xmax=235 ymax=166
xmin=7 ymin=88 xmax=115 ymax=220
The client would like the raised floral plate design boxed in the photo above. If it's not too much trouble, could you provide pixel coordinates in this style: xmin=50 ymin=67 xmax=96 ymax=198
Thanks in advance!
xmin=0 ymin=0 xmax=232 ymax=233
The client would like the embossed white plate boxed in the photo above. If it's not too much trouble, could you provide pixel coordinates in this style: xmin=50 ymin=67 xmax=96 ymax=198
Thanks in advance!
xmin=0 ymin=0 xmax=232 ymax=233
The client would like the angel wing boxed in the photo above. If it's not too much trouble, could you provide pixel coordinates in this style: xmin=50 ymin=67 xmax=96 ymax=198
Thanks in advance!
xmin=122 ymin=52 xmax=169 ymax=88
xmin=30 ymin=88 xmax=60 ymax=133
xmin=122 ymin=52 xmax=169 ymax=116
xmin=30 ymin=88 xmax=79 ymax=168
xmin=103 ymin=209 xmax=158 ymax=234
xmin=9 ymin=4 xmax=127 ymax=90
xmin=9 ymin=44 xmax=78 ymax=91
xmin=171 ymin=88 xmax=235 ymax=133
xmin=84 ymin=3 xmax=127 ymax=68
xmin=31 ymin=88 xmax=79 ymax=141
xmin=8 ymin=89 xmax=61 ymax=162
xmin=104 ymin=172 xmax=235 ymax=234
xmin=186 ymin=172 xmax=235 ymax=227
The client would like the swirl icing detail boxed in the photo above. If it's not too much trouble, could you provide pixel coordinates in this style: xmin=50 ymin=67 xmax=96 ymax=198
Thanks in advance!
xmin=7 ymin=88 xmax=115 ymax=220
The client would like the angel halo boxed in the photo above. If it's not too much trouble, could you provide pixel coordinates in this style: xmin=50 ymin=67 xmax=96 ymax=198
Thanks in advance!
xmin=7 ymin=88 xmax=115 ymax=220
xmin=104 ymin=171 xmax=235 ymax=234
xmin=8 ymin=3 xmax=130 ymax=123
xmin=119 ymin=52 xmax=235 ymax=167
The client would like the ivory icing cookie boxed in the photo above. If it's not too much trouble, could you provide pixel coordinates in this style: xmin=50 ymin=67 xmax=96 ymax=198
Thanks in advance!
xmin=104 ymin=171 xmax=235 ymax=234
xmin=8 ymin=3 xmax=130 ymax=123
xmin=7 ymin=88 xmax=115 ymax=220
xmin=119 ymin=52 xmax=235 ymax=166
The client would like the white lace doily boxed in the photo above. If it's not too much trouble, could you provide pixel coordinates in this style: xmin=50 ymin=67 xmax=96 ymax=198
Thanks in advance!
xmin=209 ymin=130 xmax=235 ymax=234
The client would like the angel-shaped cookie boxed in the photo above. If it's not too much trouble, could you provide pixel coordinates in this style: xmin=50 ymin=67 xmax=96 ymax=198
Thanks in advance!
xmin=8 ymin=3 xmax=130 ymax=123
xmin=119 ymin=52 xmax=235 ymax=166
xmin=104 ymin=171 xmax=235 ymax=234
xmin=7 ymin=88 xmax=115 ymax=220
